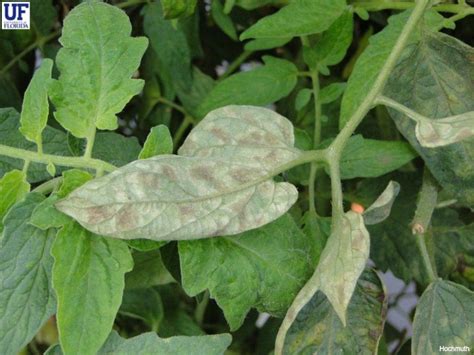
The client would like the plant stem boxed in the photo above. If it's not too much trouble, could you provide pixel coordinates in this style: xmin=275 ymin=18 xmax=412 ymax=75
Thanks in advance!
xmin=173 ymin=116 xmax=193 ymax=147
xmin=84 ymin=128 xmax=96 ymax=159
xmin=435 ymin=198 xmax=458 ymax=209
xmin=310 ymin=72 xmax=322 ymax=148
xmin=328 ymin=155 xmax=344 ymax=219
xmin=415 ymin=231 xmax=437 ymax=283
xmin=308 ymin=70 xmax=322 ymax=215
xmin=116 ymin=0 xmax=148 ymax=9
xmin=22 ymin=159 xmax=30 ymax=174
xmin=297 ymin=71 xmax=312 ymax=78
xmin=157 ymin=97 xmax=195 ymax=122
xmin=411 ymin=169 xmax=438 ymax=283
xmin=219 ymin=51 xmax=253 ymax=81
xmin=327 ymin=0 xmax=430 ymax=218
xmin=375 ymin=95 xmax=427 ymax=123
xmin=332 ymin=0 xmax=430 ymax=156
xmin=194 ymin=290 xmax=210 ymax=326
xmin=354 ymin=1 xmax=471 ymax=14
xmin=0 ymin=143 xmax=116 ymax=173
xmin=33 ymin=177 xmax=63 ymax=195
xmin=443 ymin=6 xmax=474 ymax=23
xmin=0 ymin=30 xmax=61 ymax=76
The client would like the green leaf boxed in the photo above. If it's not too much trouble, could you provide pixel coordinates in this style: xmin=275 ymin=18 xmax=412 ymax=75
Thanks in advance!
xmin=276 ymin=211 xmax=370 ymax=351
xmin=431 ymin=209 xmax=474 ymax=289
xmin=49 ymin=2 xmax=148 ymax=138
xmin=212 ymin=0 xmax=238 ymax=41
xmin=198 ymin=57 xmax=298 ymax=116
xmin=0 ymin=193 xmax=56 ymax=355
xmin=125 ymin=249 xmax=174 ymax=289
xmin=30 ymin=168 xmax=90 ymax=230
xmin=46 ymin=330 xmax=232 ymax=355
xmin=244 ymin=37 xmax=291 ymax=51
xmin=46 ymin=161 xmax=56 ymax=176
xmin=57 ymin=169 xmax=94 ymax=198
xmin=384 ymin=31 xmax=474 ymax=206
xmin=161 ymin=0 xmax=197 ymax=19
xmin=319 ymin=82 xmax=346 ymax=104
xmin=92 ymin=132 xmax=142 ymax=167
xmin=309 ymin=10 xmax=353 ymax=68
xmin=31 ymin=0 xmax=57 ymax=36
xmin=240 ymin=0 xmax=346 ymax=40
xmin=127 ymin=239 xmax=168 ymax=252
xmin=339 ymin=135 xmax=417 ymax=179
xmin=0 ymin=108 xmax=70 ymax=183
xmin=301 ymin=211 xmax=330 ymax=263
xmin=0 ymin=76 xmax=21 ymax=111
xmin=340 ymin=10 xmax=444 ymax=128
xmin=178 ymin=66 xmax=216 ymax=118
xmin=52 ymin=222 xmax=133 ymax=355
xmin=56 ymin=106 xmax=302 ymax=241
xmin=119 ymin=288 xmax=163 ymax=332
xmin=66 ymin=132 xmax=142 ymax=166
xmin=157 ymin=284 xmax=205 ymax=337
xmin=30 ymin=194 xmax=71 ymax=230
xmin=99 ymin=330 xmax=232 ymax=355
xmin=412 ymin=280 xmax=474 ymax=354
xmin=139 ymin=125 xmax=173 ymax=159
xmin=143 ymin=3 xmax=192 ymax=97
xmin=284 ymin=270 xmax=387 ymax=354
xmin=179 ymin=214 xmax=318 ymax=330
xmin=234 ymin=0 xmax=278 ymax=10
xmin=30 ymin=169 xmax=93 ymax=230
xmin=0 ymin=169 xmax=29 ymax=232
xmin=19 ymin=59 xmax=53 ymax=149
xmin=363 ymin=181 xmax=400 ymax=225
xmin=364 ymin=173 xmax=430 ymax=284
xmin=295 ymin=88 xmax=312 ymax=111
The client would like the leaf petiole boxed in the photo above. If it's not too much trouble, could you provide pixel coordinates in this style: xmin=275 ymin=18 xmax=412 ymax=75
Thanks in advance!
xmin=0 ymin=143 xmax=116 ymax=173
xmin=375 ymin=95 xmax=428 ymax=124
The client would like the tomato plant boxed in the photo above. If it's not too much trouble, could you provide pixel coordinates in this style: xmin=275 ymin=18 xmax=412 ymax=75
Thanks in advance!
xmin=0 ymin=0 xmax=473 ymax=354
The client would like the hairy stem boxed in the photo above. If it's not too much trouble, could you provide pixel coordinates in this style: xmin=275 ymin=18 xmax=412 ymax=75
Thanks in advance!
xmin=412 ymin=169 xmax=438 ymax=282
xmin=156 ymin=97 xmax=194 ymax=120
xmin=354 ymin=1 xmax=471 ymax=14
xmin=219 ymin=51 xmax=253 ymax=81
xmin=308 ymin=70 xmax=322 ymax=215
xmin=0 ymin=143 xmax=116 ymax=173
xmin=33 ymin=177 xmax=63 ymax=195
xmin=375 ymin=95 xmax=428 ymax=123
xmin=275 ymin=1 xmax=432 ymax=352
xmin=194 ymin=290 xmax=210 ymax=326
xmin=84 ymin=128 xmax=96 ymax=159
xmin=332 ymin=0 xmax=431 ymax=155
xmin=116 ymin=0 xmax=148 ymax=9
xmin=0 ymin=30 xmax=60 ymax=76
xmin=328 ymin=0 xmax=431 ymax=215
xmin=173 ymin=116 xmax=193 ymax=148
xmin=328 ymin=152 xmax=344 ymax=219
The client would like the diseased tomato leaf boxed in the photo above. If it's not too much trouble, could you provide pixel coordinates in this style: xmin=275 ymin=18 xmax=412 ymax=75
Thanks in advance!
xmin=384 ymin=31 xmax=474 ymax=206
xmin=56 ymin=106 xmax=302 ymax=241
xmin=179 ymin=214 xmax=319 ymax=330
xmin=283 ymin=270 xmax=387 ymax=354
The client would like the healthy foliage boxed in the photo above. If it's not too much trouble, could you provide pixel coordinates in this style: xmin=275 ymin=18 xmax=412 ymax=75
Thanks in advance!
xmin=0 ymin=0 xmax=472 ymax=353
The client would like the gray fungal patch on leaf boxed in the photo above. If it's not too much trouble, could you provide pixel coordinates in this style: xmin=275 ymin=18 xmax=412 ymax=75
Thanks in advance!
xmin=56 ymin=106 xmax=304 ymax=240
